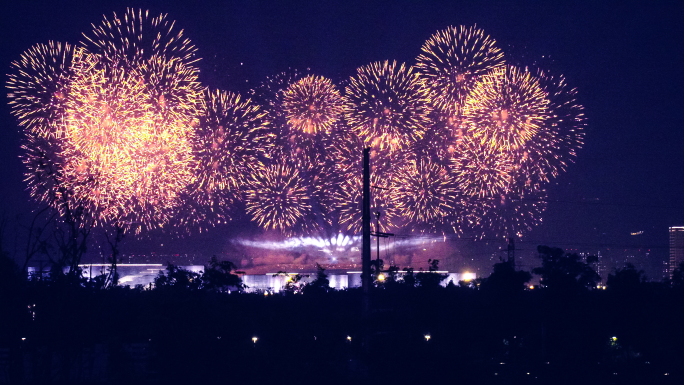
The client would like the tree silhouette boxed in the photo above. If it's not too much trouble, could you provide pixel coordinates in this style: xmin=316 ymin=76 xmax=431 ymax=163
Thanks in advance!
xmin=203 ymin=256 xmax=243 ymax=292
xmin=607 ymin=263 xmax=646 ymax=295
xmin=533 ymin=245 xmax=600 ymax=293
xmin=480 ymin=260 xmax=532 ymax=294
xmin=154 ymin=263 xmax=203 ymax=290
xmin=416 ymin=259 xmax=447 ymax=289
xmin=304 ymin=263 xmax=329 ymax=294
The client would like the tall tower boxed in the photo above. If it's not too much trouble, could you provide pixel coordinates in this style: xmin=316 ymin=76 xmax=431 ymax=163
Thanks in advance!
xmin=669 ymin=226 xmax=684 ymax=277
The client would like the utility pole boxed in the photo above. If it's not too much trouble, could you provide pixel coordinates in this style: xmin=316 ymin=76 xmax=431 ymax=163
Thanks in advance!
xmin=507 ymin=237 xmax=515 ymax=269
xmin=362 ymin=148 xmax=371 ymax=314
xmin=375 ymin=211 xmax=381 ymax=266
xmin=371 ymin=211 xmax=393 ymax=271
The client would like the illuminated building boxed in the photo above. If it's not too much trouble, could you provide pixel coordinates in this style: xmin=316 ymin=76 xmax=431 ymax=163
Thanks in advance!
xmin=670 ymin=226 xmax=684 ymax=276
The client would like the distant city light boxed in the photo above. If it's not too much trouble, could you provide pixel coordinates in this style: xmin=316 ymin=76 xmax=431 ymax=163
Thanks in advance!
xmin=252 ymin=337 xmax=258 ymax=343
xmin=424 ymin=334 xmax=431 ymax=341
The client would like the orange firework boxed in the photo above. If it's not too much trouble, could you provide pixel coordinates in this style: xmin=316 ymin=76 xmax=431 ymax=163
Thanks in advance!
xmin=82 ymin=8 xmax=199 ymax=69
xmin=174 ymin=89 xmax=272 ymax=233
xmin=416 ymin=25 xmax=505 ymax=115
xmin=451 ymin=135 xmax=516 ymax=199
xmin=345 ymin=60 xmax=431 ymax=152
xmin=244 ymin=162 xmax=317 ymax=235
xmin=7 ymin=10 xmax=204 ymax=235
xmin=7 ymin=41 xmax=88 ymax=138
xmin=282 ymin=75 xmax=344 ymax=135
xmin=462 ymin=66 xmax=550 ymax=153
xmin=393 ymin=158 xmax=459 ymax=229
xmin=62 ymin=57 xmax=201 ymax=233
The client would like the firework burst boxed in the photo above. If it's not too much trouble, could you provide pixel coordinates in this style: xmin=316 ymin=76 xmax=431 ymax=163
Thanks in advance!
xmin=476 ymin=185 xmax=548 ymax=240
xmin=416 ymin=25 xmax=504 ymax=114
xmin=82 ymin=8 xmax=198 ymax=68
xmin=7 ymin=41 xmax=88 ymax=138
xmin=62 ymin=60 xmax=201 ymax=233
xmin=345 ymin=60 xmax=431 ymax=152
xmin=174 ymin=89 xmax=272 ymax=232
xmin=462 ymin=66 xmax=550 ymax=153
xmin=393 ymin=158 xmax=460 ymax=231
xmin=250 ymin=69 xmax=333 ymax=165
xmin=244 ymin=162 xmax=320 ymax=235
xmin=451 ymin=135 xmax=516 ymax=198
xmin=6 ymin=10 xmax=204 ymax=235
xmin=282 ymin=75 xmax=344 ymax=135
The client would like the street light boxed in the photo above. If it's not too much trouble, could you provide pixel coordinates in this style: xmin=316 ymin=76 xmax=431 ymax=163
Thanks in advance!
xmin=424 ymin=334 xmax=431 ymax=342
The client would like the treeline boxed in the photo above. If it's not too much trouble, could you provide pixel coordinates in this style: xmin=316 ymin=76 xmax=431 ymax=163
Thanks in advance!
xmin=1 ymin=247 xmax=683 ymax=384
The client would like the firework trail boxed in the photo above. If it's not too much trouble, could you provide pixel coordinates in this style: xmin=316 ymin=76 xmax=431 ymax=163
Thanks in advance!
xmin=416 ymin=25 xmax=504 ymax=115
xmin=344 ymin=60 xmax=431 ymax=152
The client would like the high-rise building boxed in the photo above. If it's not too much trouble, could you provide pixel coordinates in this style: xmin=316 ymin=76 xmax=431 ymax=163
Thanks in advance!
xmin=669 ymin=226 xmax=684 ymax=276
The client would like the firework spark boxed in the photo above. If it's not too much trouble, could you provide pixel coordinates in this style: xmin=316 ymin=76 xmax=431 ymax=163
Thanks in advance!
xmin=82 ymin=8 xmax=199 ymax=68
xmin=7 ymin=10 xmax=204 ymax=235
xmin=7 ymin=41 xmax=88 ymax=138
xmin=172 ymin=89 xmax=273 ymax=232
xmin=462 ymin=66 xmax=550 ymax=153
xmin=393 ymin=158 xmax=460 ymax=231
xmin=244 ymin=162 xmax=317 ymax=235
xmin=476 ymin=185 xmax=548 ymax=239
xmin=451 ymin=135 xmax=516 ymax=199
xmin=416 ymin=25 xmax=505 ymax=114
xmin=345 ymin=60 xmax=431 ymax=152
xmin=62 ymin=58 xmax=201 ymax=232
xmin=282 ymin=75 xmax=344 ymax=135
xmin=251 ymin=69 xmax=333 ymax=165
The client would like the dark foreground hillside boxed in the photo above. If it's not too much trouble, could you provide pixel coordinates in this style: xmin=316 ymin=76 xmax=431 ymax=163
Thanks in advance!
xmin=2 ymin=270 xmax=684 ymax=385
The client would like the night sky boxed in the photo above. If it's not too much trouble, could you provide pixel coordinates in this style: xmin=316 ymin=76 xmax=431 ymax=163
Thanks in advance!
xmin=1 ymin=0 xmax=682 ymax=279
